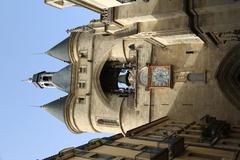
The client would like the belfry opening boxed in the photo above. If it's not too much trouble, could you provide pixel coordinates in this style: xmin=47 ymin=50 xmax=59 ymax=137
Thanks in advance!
xmin=100 ymin=60 xmax=136 ymax=97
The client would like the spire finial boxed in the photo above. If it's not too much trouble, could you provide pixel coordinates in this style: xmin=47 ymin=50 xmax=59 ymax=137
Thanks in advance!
xmin=28 ymin=105 xmax=43 ymax=108
xmin=32 ymin=52 xmax=45 ymax=55
xmin=22 ymin=77 xmax=33 ymax=83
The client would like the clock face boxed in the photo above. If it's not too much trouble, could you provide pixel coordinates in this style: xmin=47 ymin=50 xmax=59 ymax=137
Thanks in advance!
xmin=151 ymin=66 xmax=171 ymax=87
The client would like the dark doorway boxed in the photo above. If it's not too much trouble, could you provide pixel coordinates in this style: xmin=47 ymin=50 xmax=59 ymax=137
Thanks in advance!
xmin=100 ymin=61 xmax=134 ymax=97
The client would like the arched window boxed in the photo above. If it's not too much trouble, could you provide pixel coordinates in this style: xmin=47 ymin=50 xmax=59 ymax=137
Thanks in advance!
xmin=78 ymin=81 xmax=86 ymax=88
xmin=43 ymin=76 xmax=52 ymax=82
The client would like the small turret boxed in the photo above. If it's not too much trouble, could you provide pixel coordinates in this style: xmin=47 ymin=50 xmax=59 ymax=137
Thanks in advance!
xmin=30 ymin=71 xmax=55 ymax=89
xmin=42 ymin=96 xmax=67 ymax=122
xmin=29 ymin=65 xmax=72 ymax=92
xmin=46 ymin=37 xmax=70 ymax=63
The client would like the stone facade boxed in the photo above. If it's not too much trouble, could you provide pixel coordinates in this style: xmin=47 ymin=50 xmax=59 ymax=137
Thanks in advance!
xmin=44 ymin=115 xmax=240 ymax=160
xmin=29 ymin=0 xmax=240 ymax=134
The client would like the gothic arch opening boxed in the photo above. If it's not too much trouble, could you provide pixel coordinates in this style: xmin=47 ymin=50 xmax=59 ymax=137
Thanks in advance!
xmin=99 ymin=60 xmax=135 ymax=98
xmin=216 ymin=44 xmax=240 ymax=110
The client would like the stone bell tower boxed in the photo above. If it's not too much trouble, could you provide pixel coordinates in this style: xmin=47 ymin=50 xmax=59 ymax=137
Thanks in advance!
xmin=29 ymin=65 xmax=71 ymax=93
xmin=32 ymin=0 xmax=240 ymax=135
xmin=29 ymin=37 xmax=72 ymax=93
xmin=30 ymin=71 xmax=55 ymax=89
xmin=28 ymin=37 xmax=72 ymax=123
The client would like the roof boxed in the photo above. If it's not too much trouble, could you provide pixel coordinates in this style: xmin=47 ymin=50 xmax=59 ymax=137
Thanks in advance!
xmin=46 ymin=37 xmax=70 ymax=63
xmin=52 ymin=65 xmax=71 ymax=93
xmin=42 ymin=96 xmax=68 ymax=122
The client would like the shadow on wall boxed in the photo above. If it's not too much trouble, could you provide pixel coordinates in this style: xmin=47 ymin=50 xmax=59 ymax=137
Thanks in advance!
xmin=216 ymin=44 xmax=240 ymax=110
xmin=166 ymin=44 xmax=240 ymax=124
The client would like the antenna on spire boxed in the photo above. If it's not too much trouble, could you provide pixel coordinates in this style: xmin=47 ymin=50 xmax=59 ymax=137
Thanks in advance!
xmin=31 ymin=52 xmax=46 ymax=55
xmin=22 ymin=77 xmax=33 ymax=83
xmin=28 ymin=105 xmax=43 ymax=108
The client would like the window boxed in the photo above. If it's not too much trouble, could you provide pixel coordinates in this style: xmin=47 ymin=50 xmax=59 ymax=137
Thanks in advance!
xmin=97 ymin=118 xmax=119 ymax=126
xmin=74 ymin=150 xmax=120 ymax=160
xmin=74 ymin=150 xmax=89 ymax=157
xmin=116 ymin=143 xmax=138 ymax=149
xmin=187 ymin=152 xmax=222 ymax=160
xmin=90 ymin=153 xmax=114 ymax=160
xmin=43 ymin=76 xmax=52 ymax=82
xmin=78 ymin=81 xmax=86 ymax=88
xmin=134 ymin=131 xmax=174 ymax=142
xmin=135 ymin=149 xmax=168 ymax=160
xmin=44 ymin=83 xmax=53 ymax=87
xmin=141 ymin=146 xmax=163 ymax=154
xmin=142 ymin=133 xmax=167 ymax=141
xmin=78 ymin=50 xmax=88 ymax=58
xmin=79 ymin=66 xmax=87 ymax=73
xmin=77 ymin=97 xmax=86 ymax=104
xmin=186 ymin=51 xmax=195 ymax=54
xmin=117 ymin=0 xmax=136 ymax=3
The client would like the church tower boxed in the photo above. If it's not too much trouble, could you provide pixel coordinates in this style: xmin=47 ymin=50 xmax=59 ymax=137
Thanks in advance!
xmin=30 ymin=65 xmax=71 ymax=93
xmin=31 ymin=0 xmax=240 ymax=134
xmin=30 ymin=38 xmax=71 ymax=92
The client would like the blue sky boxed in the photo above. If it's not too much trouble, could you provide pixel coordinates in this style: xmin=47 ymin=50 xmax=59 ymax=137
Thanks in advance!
xmin=0 ymin=1 xmax=110 ymax=160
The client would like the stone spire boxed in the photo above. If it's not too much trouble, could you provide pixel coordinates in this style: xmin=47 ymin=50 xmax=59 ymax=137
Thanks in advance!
xmin=52 ymin=65 xmax=71 ymax=93
xmin=42 ymin=96 xmax=67 ymax=122
xmin=46 ymin=37 xmax=70 ymax=63
xmin=29 ymin=65 xmax=71 ymax=93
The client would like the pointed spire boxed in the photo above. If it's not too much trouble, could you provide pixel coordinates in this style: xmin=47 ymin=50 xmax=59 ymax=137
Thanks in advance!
xmin=28 ymin=65 xmax=71 ymax=92
xmin=46 ymin=37 xmax=70 ymax=63
xmin=52 ymin=65 xmax=71 ymax=93
xmin=42 ymin=96 xmax=67 ymax=122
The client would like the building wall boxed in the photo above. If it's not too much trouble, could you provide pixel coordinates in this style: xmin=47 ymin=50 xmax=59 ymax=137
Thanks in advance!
xmin=44 ymin=116 xmax=240 ymax=160
xmin=66 ymin=30 xmax=153 ymax=133
xmin=43 ymin=0 xmax=240 ymax=134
